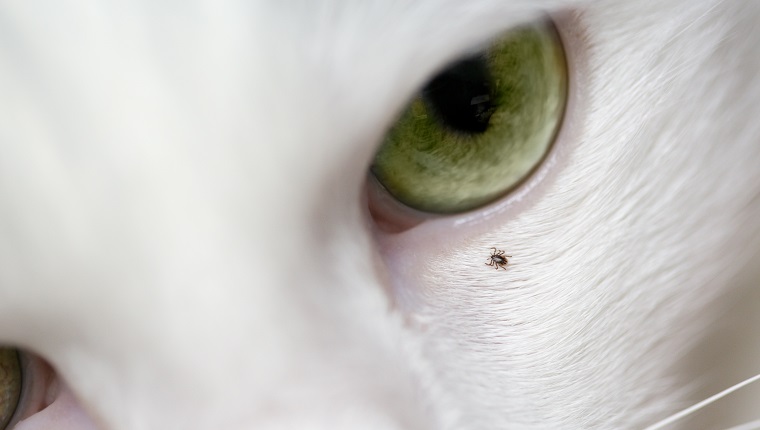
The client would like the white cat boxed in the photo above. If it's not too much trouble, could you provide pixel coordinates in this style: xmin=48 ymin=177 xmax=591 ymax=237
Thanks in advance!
xmin=1 ymin=0 xmax=759 ymax=429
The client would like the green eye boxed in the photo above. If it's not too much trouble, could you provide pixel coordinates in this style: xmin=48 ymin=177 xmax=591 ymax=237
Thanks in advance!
xmin=0 ymin=348 xmax=22 ymax=428
xmin=371 ymin=21 xmax=567 ymax=214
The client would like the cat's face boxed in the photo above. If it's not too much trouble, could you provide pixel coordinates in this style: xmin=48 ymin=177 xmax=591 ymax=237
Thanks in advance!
xmin=1 ymin=0 xmax=760 ymax=429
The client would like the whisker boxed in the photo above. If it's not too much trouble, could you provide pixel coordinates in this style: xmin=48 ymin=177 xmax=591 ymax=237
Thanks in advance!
xmin=643 ymin=373 xmax=760 ymax=430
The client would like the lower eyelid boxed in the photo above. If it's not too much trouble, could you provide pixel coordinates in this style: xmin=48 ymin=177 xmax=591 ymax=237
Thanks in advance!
xmin=366 ymin=174 xmax=432 ymax=233
xmin=12 ymin=381 xmax=101 ymax=430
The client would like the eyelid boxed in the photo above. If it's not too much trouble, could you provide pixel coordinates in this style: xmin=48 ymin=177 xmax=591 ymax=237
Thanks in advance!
xmin=366 ymin=174 xmax=433 ymax=233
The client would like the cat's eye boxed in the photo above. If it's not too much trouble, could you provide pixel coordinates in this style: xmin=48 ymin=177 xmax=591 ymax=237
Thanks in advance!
xmin=0 ymin=348 xmax=22 ymax=428
xmin=0 ymin=347 xmax=58 ymax=429
xmin=371 ymin=20 xmax=567 ymax=214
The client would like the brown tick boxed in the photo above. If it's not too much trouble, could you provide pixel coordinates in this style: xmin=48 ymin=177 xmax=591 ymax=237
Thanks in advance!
xmin=486 ymin=248 xmax=511 ymax=270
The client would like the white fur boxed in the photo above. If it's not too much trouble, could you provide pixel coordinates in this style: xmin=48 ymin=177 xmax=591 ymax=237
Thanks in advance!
xmin=0 ymin=0 xmax=759 ymax=429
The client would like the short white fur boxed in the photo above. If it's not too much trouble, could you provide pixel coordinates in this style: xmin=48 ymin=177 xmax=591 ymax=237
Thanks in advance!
xmin=0 ymin=0 xmax=759 ymax=429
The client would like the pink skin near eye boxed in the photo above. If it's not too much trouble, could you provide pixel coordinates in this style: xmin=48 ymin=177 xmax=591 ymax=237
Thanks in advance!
xmin=14 ymin=383 xmax=100 ymax=430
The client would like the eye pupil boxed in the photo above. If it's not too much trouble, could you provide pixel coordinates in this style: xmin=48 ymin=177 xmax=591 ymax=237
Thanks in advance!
xmin=422 ymin=55 xmax=496 ymax=134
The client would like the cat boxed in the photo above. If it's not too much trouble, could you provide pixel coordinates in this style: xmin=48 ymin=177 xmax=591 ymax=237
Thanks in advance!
xmin=1 ymin=0 xmax=759 ymax=429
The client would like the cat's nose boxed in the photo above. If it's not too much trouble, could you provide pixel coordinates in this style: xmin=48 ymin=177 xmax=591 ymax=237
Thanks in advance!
xmin=0 ymin=16 xmax=428 ymax=422
xmin=23 ymin=127 xmax=430 ymax=429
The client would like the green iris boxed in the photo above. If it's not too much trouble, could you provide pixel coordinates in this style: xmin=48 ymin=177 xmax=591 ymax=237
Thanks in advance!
xmin=372 ymin=21 xmax=567 ymax=213
xmin=0 ymin=348 xmax=21 ymax=429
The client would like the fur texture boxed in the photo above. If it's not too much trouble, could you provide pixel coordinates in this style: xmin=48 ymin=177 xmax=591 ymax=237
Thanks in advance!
xmin=0 ymin=0 xmax=759 ymax=429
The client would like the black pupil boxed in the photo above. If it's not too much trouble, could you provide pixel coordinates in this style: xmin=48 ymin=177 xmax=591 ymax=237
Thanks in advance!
xmin=422 ymin=54 xmax=495 ymax=134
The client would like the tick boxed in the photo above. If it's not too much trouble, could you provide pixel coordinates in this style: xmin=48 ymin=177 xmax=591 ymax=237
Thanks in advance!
xmin=486 ymin=248 xmax=511 ymax=270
